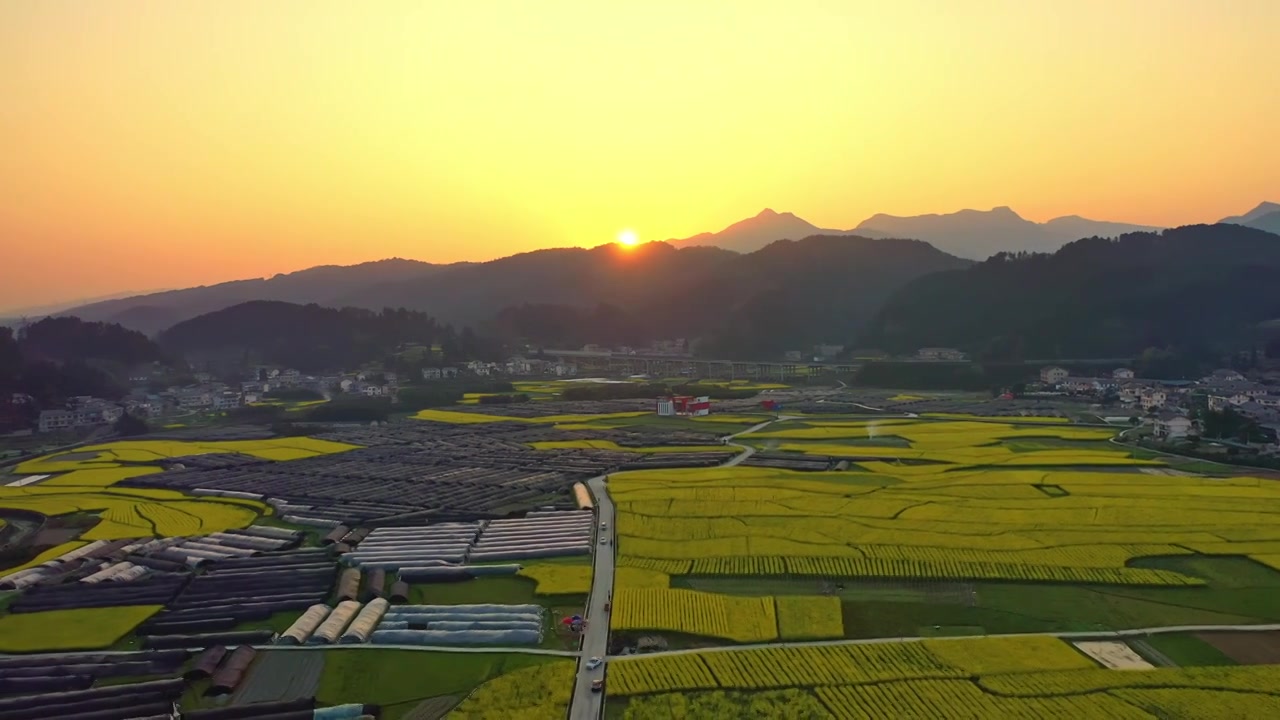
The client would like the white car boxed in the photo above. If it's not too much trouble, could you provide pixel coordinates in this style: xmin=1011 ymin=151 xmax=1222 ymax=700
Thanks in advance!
xmin=586 ymin=657 xmax=603 ymax=670
xmin=599 ymin=537 xmax=609 ymax=545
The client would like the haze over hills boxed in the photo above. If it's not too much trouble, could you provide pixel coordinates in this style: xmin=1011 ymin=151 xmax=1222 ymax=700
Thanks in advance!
xmin=1220 ymin=201 xmax=1280 ymax=235
xmin=851 ymin=207 xmax=1163 ymax=259
xmin=667 ymin=209 xmax=862 ymax=253
xmin=670 ymin=206 xmax=1164 ymax=258
xmin=55 ymin=259 xmax=452 ymax=336
xmin=39 ymin=201 xmax=1280 ymax=341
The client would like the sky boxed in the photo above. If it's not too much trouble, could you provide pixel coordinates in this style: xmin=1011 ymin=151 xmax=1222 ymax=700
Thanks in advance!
xmin=2 ymin=0 xmax=1278 ymax=312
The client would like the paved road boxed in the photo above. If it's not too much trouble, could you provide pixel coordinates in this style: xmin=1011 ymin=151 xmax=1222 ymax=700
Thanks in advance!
xmin=568 ymin=474 xmax=615 ymax=720
xmin=567 ymin=420 xmax=783 ymax=718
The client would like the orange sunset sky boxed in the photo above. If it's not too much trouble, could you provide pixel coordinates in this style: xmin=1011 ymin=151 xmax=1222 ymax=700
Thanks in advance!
xmin=2 ymin=1 xmax=1277 ymax=312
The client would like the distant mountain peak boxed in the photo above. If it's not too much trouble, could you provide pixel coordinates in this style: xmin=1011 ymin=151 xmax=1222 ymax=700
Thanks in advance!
xmin=756 ymin=208 xmax=779 ymax=217
xmin=1220 ymin=201 xmax=1280 ymax=226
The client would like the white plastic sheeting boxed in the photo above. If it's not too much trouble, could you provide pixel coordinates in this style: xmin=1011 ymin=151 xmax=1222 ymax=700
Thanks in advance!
xmin=340 ymin=598 xmax=389 ymax=643
xmin=467 ymin=545 xmax=589 ymax=562
xmin=279 ymin=604 xmax=333 ymax=645
xmin=237 ymin=524 xmax=303 ymax=540
xmin=310 ymin=600 xmax=362 ymax=644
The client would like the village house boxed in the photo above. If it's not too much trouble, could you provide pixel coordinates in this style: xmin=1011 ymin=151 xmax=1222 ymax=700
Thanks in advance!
xmin=1039 ymin=366 xmax=1069 ymax=385
xmin=1203 ymin=368 xmax=1246 ymax=384
xmin=212 ymin=392 xmax=242 ymax=411
xmin=1154 ymin=411 xmax=1196 ymax=440
xmin=38 ymin=398 xmax=124 ymax=433
xmin=1062 ymin=377 xmax=1118 ymax=394
xmin=916 ymin=347 xmax=968 ymax=362
xmin=1113 ymin=368 xmax=1135 ymax=380
xmin=1140 ymin=390 xmax=1168 ymax=412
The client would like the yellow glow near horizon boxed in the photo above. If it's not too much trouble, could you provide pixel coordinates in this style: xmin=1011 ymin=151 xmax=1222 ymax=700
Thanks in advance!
xmin=618 ymin=230 xmax=639 ymax=247
xmin=1 ymin=1 xmax=1278 ymax=310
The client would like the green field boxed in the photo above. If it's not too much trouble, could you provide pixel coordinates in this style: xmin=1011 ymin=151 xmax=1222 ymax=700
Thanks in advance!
xmin=0 ymin=605 xmax=162 ymax=652
xmin=317 ymin=650 xmax=561 ymax=720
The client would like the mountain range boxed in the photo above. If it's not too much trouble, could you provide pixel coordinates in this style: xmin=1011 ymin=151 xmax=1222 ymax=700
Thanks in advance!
xmin=1220 ymin=201 xmax=1280 ymax=235
xmin=668 ymin=206 xmax=1163 ymax=258
xmin=16 ymin=202 xmax=1279 ymax=351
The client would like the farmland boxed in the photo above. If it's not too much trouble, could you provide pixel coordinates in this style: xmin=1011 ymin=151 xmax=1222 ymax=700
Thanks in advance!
xmin=0 ymin=604 xmax=162 ymax=651
xmin=607 ymin=414 xmax=1280 ymax=643
xmin=607 ymin=635 xmax=1280 ymax=717
xmin=16 ymin=436 xmax=358 ymax=474
xmin=317 ymin=649 xmax=562 ymax=720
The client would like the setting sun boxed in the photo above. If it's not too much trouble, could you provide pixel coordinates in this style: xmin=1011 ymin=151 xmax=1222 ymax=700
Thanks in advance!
xmin=618 ymin=229 xmax=639 ymax=247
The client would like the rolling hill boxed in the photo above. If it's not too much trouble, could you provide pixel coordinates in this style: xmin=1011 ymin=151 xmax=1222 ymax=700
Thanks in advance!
xmin=860 ymin=223 xmax=1280 ymax=359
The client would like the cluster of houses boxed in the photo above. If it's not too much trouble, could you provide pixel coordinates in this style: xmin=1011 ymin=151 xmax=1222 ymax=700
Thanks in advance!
xmin=1038 ymin=365 xmax=1280 ymax=448
xmin=450 ymin=356 xmax=578 ymax=378
xmin=30 ymin=355 xmax=595 ymax=433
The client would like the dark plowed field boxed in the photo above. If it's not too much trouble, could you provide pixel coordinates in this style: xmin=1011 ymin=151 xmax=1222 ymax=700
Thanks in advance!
xmin=1196 ymin=631 xmax=1280 ymax=664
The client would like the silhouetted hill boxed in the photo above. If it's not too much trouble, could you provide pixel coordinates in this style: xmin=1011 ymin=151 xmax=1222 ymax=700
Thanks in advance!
xmin=18 ymin=316 xmax=165 ymax=367
xmin=488 ymin=235 xmax=971 ymax=356
xmin=668 ymin=208 xmax=859 ymax=253
xmin=1244 ymin=211 xmax=1280 ymax=235
xmin=158 ymin=301 xmax=487 ymax=372
xmin=1219 ymin=202 xmax=1280 ymax=235
xmin=61 ymin=259 xmax=451 ymax=335
xmin=1 ymin=317 xmax=168 ymax=405
xmin=344 ymin=242 xmax=738 ymax=325
xmin=853 ymin=207 xmax=1162 ymax=259
xmin=1220 ymin=201 xmax=1280 ymax=226
xmin=862 ymin=224 xmax=1280 ymax=359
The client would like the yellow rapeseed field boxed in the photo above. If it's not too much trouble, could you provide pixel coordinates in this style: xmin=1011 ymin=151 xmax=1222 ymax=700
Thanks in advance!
xmin=0 ymin=484 xmax=266 ymax=539
xmin=413 ymin=408 xmax=650 ymax=424
xmin=448 ymin=660 xmax=575 ymax=719
xmin=612 ymin=588 xmax=779 ymax=643
xmin=0 ymin=605 xmax=163 ymax=651
xmin=17 ymin=437 xmax=358 ymax=474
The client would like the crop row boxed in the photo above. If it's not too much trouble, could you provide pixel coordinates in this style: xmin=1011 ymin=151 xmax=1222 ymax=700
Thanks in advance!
xmin=608 ymin=636 xmax=1095 ymax=696
xmin=631 ymin=554 xmax=1202 ymax=586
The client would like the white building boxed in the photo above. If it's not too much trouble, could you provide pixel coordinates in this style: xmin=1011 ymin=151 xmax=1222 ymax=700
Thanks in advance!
xmin=1113 ymin=368 xmax=1135 ymax=380
xmin=1040 ymin=366 xmax=1069 ymax=385
xmin=1155 ymin=413 xmax=1195 ymax=440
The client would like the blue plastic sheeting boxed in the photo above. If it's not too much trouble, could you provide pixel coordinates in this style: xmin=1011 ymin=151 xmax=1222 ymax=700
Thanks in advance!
xmin=426 ymin=620 xmax=543 ymax=632
xmin=375 ymin=620 xmax=541 ymax=632
xmin=369 ymin=628 xmax=541 ymax=645
xmin=382 ymin=612 xmax=542 ymax=624
xmin=391 ymin=603 xmax=542 ymax=614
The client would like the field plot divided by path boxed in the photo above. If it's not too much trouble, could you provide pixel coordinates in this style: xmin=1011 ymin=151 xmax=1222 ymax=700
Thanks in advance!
xmin=605 ymin=415 xmax=1280 ymax=644
xmin=231 ymin=649 xmax=325 ymax=705
xmin=607 ymin=635 xmax=1280 ymax=717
